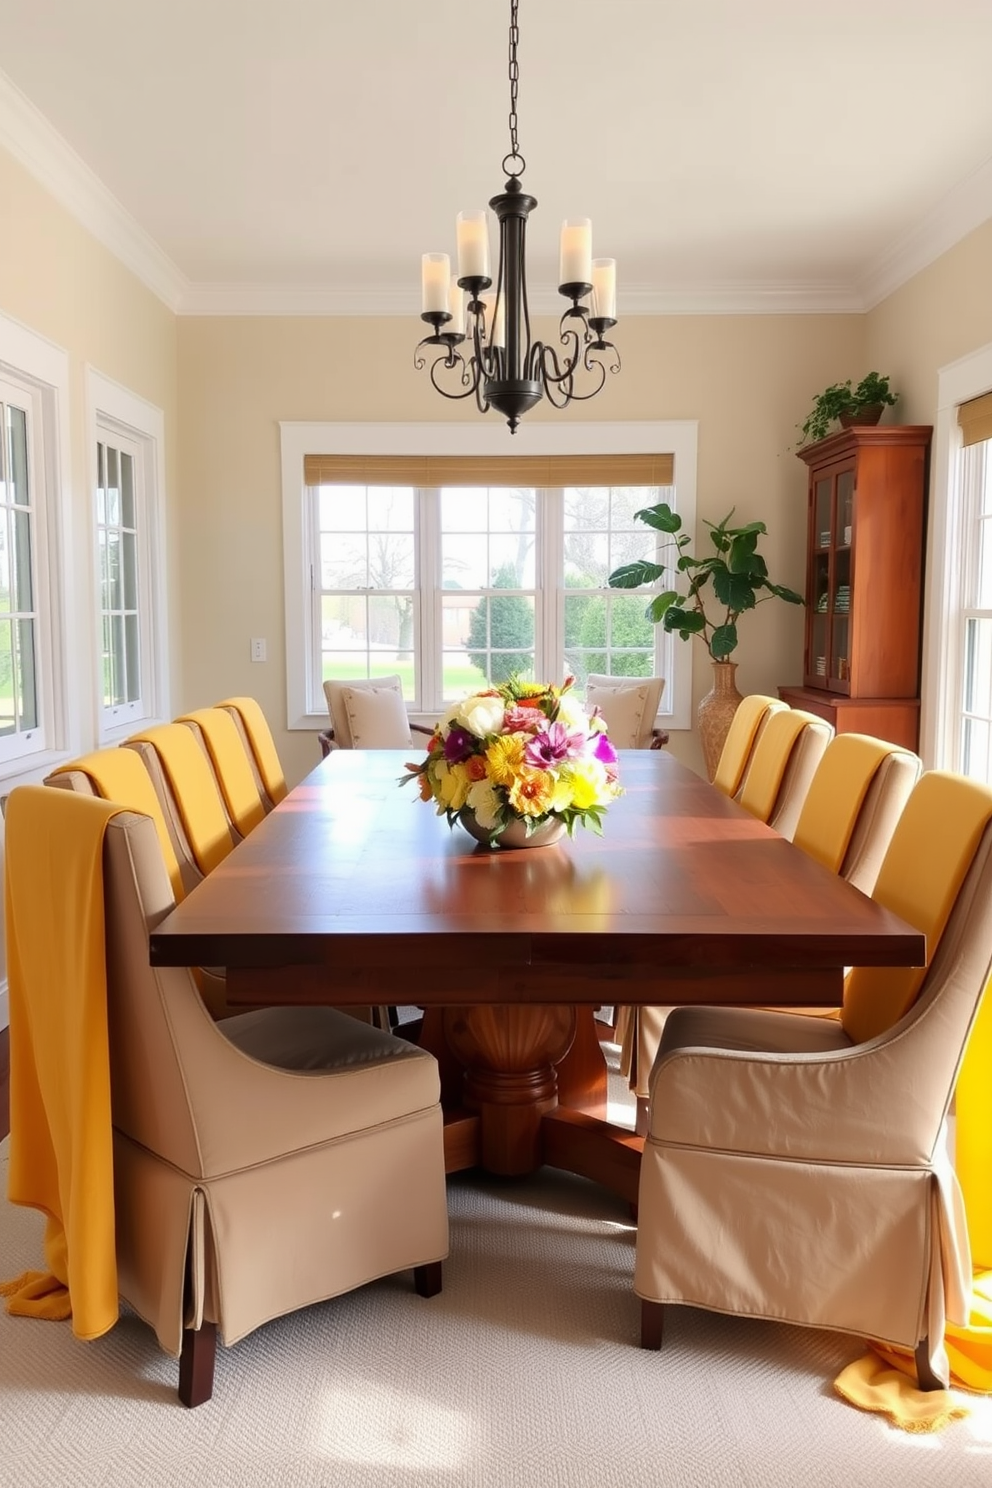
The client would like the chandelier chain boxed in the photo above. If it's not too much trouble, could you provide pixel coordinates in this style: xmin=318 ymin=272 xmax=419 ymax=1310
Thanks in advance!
xmin=507 ymin=0 xmax=521 ymax=169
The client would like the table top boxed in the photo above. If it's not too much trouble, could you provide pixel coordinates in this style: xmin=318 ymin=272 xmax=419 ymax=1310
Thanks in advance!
xmin=149 ymin=749 xmax=925 ymax=997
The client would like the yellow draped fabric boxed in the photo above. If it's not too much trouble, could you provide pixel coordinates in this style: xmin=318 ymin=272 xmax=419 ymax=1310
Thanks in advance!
xmin=711 ymin=694 xmax=784 ymax=798
xmin=48 ymin=746 xmax=185 ymax=901
xmin=738 ymin=709 xmax=813 ymax=824
xmin=215 ymin=696 xmax=288 ymax=804
xmin=834 ymin=776 xmax=992 ymax=1429
xmin=1 ymin=787 xmax=121 ymax=1340
xmin=126 ymin=723 xmax=233 ymax=876
xmin=792 ymin=733 xmax=892 ymax=874
xmin=842 ymin=772 xmax=992 ymax=1045
xmin=178 ymin=707 xmax=267 ymax=836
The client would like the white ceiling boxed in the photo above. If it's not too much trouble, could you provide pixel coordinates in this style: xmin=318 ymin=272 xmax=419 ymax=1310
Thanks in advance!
xmin=2 ymin=0 xmax=992 ymax=315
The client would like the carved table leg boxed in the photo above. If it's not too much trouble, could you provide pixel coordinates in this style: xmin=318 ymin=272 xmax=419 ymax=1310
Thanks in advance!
xmin=443 ymin=1004 xmax=576 ymax=1176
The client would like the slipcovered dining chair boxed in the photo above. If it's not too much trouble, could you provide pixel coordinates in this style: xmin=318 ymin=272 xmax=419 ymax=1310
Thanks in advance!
xmin=712 ymin=693 xmax=789 ymax=798
xmin=3 ymin=786 xmax=449 ymax=1408
xmin=620 ymin=731 xmax=922 ymax=1109
xmin=43 ymin=746 xmax=230 ymax=1022
xmin=215 ymin=695 xmax=288 ymax=807
xmin=320 ymin=675 xmax=434 ymax=757
xmin=634 ymin=770 xmax=992 ymax=1391
xmin=178 ymin=706 xmax=269 ymax=838
xmin=124 ymin=723 xmax=239 ymax=879
xmin=737 ymin=706 xmax=834 ymax=839
xmin=583 ymin=674 xmax=669 ymax=750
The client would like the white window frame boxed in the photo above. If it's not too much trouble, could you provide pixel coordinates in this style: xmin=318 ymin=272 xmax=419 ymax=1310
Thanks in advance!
xmin=85 ymin=368 xmax=170 ymax=742
xmin=921 ymin=341 xmax=992 ymax=770
xmin=0 ymin=311 xmax=71 ymax=780
xmin=281 ymin=422 xmax=698 ymax=733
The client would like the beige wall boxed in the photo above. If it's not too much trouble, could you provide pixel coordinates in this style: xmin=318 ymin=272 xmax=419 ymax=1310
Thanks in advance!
xmin=0 ymin=142 xmax=179 ymax=1028
xmin=866 ymin=218 xmax=992 ymax=428
xmin=178 ymin=312 xmax=864 ymax=783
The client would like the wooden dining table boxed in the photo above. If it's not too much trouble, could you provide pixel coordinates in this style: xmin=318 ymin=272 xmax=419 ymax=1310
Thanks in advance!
xmin=149 ymin=748 xmax=925 ymax=1202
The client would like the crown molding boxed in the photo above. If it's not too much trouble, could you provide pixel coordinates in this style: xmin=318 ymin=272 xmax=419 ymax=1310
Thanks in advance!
xmin=178 ymin=279 xmax=863 ymax=317
xmin=0 ymin=68 xmax=187 ymax=312
xmin=858 ymin=151 xmax=992 ymax=311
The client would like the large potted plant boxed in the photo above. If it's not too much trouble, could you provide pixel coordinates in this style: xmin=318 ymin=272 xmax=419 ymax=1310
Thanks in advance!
xmin=609 ymin=504 xmax=804 ymax=778
xmin=797 ymin=371 xmax=898 ymax=446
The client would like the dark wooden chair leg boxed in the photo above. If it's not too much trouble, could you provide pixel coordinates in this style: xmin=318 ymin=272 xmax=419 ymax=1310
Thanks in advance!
xmin=414 ymin=1260 xmax=443 ymax=1298
xmin=178 ymin=1321 xmax=217 ymax=1407
xmin=635 ymin=1097 xmax=650 ymax=1137
xmin=640 ymin=1299 xmax=665 ymax=1350
xmin=914 ymin=1337 xmax=945 ymax=1392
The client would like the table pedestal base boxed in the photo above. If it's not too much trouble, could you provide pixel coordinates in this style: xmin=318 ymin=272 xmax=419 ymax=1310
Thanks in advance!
xmin=442 ymin=1004 xmax=576 ymax=1175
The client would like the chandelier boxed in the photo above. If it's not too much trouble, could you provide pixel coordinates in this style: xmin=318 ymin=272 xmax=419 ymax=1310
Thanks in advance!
xmin=415 ymin=0 xmax=620 ymax=434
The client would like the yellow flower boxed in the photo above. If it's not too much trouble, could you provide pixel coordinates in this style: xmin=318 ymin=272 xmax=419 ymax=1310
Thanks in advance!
xmin=508 ymin=768 xmax=557 ymax=818
xmin=559 ymin=757 xmax=612 ymax=810
xmin=437 ymin=760 xmax=472 ymax=812
xmin=486 ymin=734 xmax=526 ymax=787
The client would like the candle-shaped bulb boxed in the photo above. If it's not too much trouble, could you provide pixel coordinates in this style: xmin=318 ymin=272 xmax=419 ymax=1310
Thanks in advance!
xmin=456 ymin=210 xmax=491 ymax=280
xmin=448 ymin=278 xmax=466 ymax=336
xmin=591 ymin=258 xmax=617 ymax=321
xmin=421 ymin=253 xmax=450 ymax=315
xmin=559 ymin=218 xmax=592 ymax=288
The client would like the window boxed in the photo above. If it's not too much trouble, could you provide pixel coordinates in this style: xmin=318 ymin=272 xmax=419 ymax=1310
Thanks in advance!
xmin=87 ymin=370 xmax=169 ymax=741
xmin=283 ymin=423 xmax=698 ymax=732
xmin=923 ymin=343 xmax=992 ymax=776
xmin=954 ymin=433 xmax=992 ymax=781
xmin=0 ymin=376 xmax=42 ymax=758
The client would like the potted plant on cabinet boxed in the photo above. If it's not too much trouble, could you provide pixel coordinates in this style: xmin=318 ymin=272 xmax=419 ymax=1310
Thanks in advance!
xmin=797 ymin=371 xmax=898 ymax=447
xmin=608 ymin=504 xmax=804 ymax=778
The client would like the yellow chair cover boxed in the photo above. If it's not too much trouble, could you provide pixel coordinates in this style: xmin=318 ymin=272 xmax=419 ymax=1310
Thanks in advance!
xmin=792 ymin=733 xmax=893 ymax=874
xmin=179 ymin=707 xmax=267 ymax=836
xmin=126 ymin=722 xmax=233 ymax=876
xmin=738 ymin=709 xmax=814 ymax=824
xmin=835 ymin=775 xmax=992 ymax=1429
xmin=1 ymin=787 xmax=122 ymax=1340
xmin=711 ymin=694 xmax=784 ymax=798
xmin=48 ymin=746 xmax=184 ymax=901
xmin=842 ymin=772 xmax=992 ymax=1045
xmin=216 ymin=696 xmax=287 ymax=804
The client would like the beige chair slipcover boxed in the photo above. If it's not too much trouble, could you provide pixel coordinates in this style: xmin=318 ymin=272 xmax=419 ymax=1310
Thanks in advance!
xmin=583 ymin=674 xmax=667 ymax=750
xmin=633 ymin=770 xmax=992 ymax=1390
xmin=103 ymin=806 xmax=448 ymax=1404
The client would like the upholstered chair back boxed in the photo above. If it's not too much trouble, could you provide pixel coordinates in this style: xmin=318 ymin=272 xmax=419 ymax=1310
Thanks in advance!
xmin=711 ymin=694 xmax=789 ymax=798
xmin=738 ymin=707 xmax=834 ymax=839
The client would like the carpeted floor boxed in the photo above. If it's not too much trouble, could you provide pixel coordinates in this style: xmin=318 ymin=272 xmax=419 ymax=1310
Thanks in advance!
xmin=1 ymin=1051 xmax=990 ymax=1487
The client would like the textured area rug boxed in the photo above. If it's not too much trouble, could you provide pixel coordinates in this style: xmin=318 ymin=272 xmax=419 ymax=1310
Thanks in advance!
xmin=2 ymin=1052 xmax=991 ymax=1487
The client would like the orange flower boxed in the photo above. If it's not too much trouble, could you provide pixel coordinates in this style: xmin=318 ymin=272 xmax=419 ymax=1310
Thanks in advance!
xmin=508 ymin=768 xmax=556 ymax=817
xmin=465 ymin=755 xmax=489 ymax=781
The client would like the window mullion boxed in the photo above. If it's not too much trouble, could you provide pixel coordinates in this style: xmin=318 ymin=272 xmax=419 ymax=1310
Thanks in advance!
xmin=540 ymin=487 xmax=563 ymax=682
xmin=418 ymin=486 xmax=440 ymax=713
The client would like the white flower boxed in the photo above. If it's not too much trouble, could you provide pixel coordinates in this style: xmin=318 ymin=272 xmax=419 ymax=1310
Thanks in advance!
xmin=555 ymin=692 xmax=590 ymax=733
xmin=454 ymin=692 xmax=506 ymax=739
xmin=466 ymin=779 xmax=502 ymax=828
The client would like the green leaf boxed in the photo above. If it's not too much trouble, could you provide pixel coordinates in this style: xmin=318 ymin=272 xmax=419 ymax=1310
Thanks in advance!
xmin=761 ymin=582 xmax=805 ymax=605
xmin=663 ymin=608 xmax=706 ymax=638
xmin=710 ymin=623 xmax=738 ymax=658
xmin=645 ymin=590 xmax=680 ymax=622
xmin=608 ymin=560 xmax=666 ymax=589
xmin=712 ymin=565 xmax=757 ymax=611
xmin=727 ymin=532 xmax=758 ymax=572
xmin=633 ymin=502 xmax=682 ymax=534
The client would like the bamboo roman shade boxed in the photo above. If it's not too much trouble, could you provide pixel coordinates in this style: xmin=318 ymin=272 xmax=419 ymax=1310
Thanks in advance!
xmin=958 ymin=392 xmax=992 ymax=448
xmin=303 ymin=453 xmax=674 ymax=487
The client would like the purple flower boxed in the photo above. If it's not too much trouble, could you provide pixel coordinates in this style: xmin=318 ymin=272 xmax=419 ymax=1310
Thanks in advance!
xmin=592 ymin=732 xmax=619 ymax=766
xmin=444 ymin=728 xmax=474 ymax=763
xmin=524 ymin=721 xmax=585 ymax=769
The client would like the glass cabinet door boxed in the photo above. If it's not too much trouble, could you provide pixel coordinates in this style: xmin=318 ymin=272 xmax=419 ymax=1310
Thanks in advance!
xmin=805 ymin=465 xmax=853 ymax=694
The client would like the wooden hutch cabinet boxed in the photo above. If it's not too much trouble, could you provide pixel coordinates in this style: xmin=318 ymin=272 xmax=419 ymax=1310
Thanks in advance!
xmin=778 ymin=424 xmax=931 ymax=751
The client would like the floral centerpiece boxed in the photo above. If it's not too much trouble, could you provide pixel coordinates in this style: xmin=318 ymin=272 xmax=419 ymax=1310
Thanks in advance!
xmin=400 ymin=677 xmax=623 ymax=847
